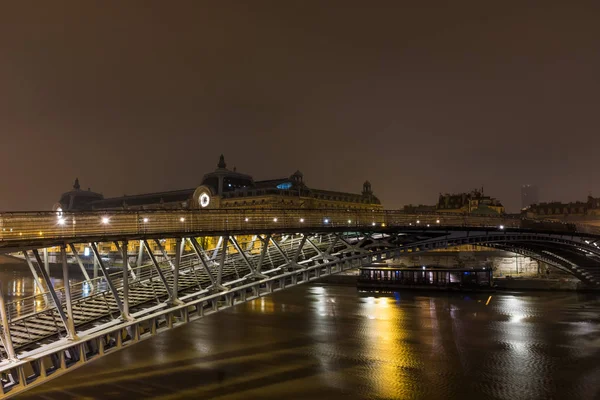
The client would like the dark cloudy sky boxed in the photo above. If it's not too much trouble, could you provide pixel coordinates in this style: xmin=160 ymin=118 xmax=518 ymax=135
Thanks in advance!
xmin=1 ymin=1 xmax=599 ymax=212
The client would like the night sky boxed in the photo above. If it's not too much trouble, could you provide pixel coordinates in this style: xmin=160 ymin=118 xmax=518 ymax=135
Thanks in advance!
xmin=2 ymin=1 xmax=599 ymax=212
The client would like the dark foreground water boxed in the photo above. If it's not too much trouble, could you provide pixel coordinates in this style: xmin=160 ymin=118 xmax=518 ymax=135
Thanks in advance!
xmin=20 ymin=284 xmax=600 ymax=400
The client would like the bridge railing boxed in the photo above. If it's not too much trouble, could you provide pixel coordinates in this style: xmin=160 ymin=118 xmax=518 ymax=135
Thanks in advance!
xmin=0 ymin=209 xmax=527 ymax=243
xmin=4 ymin=251 xmax=204 ymax=322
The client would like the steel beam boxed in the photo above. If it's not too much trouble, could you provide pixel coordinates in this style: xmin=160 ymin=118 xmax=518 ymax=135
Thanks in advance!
xmin=69 ymin=244 xmax=91 ymax=283
xmin=114 ymin=241 xmax=137 ymax=280
xmin=43 ymin=247 xmax=50 ymax=274
xmin=90 ymin=243 xmax=124 ymax=316
xmin=0 ymin=282 xmax=17 ymax=361
xmin=120 ymin=240 xmax=133 ymax=321
xmin=22 ymin=250 xmax=46 ymax=294
xmin=171 ymin=238 xmax=184 ymax=304
xmin=31 ymin=249 xmax=72 ymax=336
xmin=211 ymin=236 xmax=223 ymax=261
xmin=290 ymin=235 xmax=308 ymax=268
xmin=188 ymin=237 xmax=227 ymax=292
xmin=270 ymin=237 xmax=290 ymax=264
xmin=216 ymin=235 xmax=228 ymax=287
xmin=188 ymin=238 xmax=217 ymax=286
xmin=142 ymin=240 xmax=172 ymax=299
xmin=256 ymin=234 xmax=271 ymax=274
xmin=93 ymin=255 xmax=99 ymax=279
xmin=60 ymin=245 xmax=78 ymax=339
xmin=136 ymin=239 xmax=144 ymax=278
xmin=153 ymin=239 xmax=175 ymax=270
xmin=230 ymin=236 xmax=267 ymax=279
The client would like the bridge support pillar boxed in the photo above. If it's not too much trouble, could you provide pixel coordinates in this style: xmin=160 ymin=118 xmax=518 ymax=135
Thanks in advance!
xmin=61 ymin=245 xmax=78 ymax=340
xmin=121 ymin=240 xmax=133 ymax=321
xmin=136 ymin=240 xmax=144 ymax=279
xmin=43 ymin=247 xmax=50 ymax=274
xmin=115 ymin=241 xmax=137 ymax=281
xmin=169 ymin=238 xmax=184 ymax=305
xmin=93 ymin=255 xmax=99 ymax=279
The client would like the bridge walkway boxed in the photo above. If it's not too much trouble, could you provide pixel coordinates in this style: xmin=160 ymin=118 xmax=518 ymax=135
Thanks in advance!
xmin=1 ymin=234 xmax=340 ymax=355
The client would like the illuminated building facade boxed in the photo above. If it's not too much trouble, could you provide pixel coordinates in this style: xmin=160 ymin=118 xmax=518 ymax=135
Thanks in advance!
xmin=55 ymin=155 xmax=382 ymax=212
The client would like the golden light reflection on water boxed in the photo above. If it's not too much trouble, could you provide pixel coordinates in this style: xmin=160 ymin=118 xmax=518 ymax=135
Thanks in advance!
xmin=248 ymin=297 xmax=276 ymax=314
xmin=362 ymin=295 xmax=412 ymax=398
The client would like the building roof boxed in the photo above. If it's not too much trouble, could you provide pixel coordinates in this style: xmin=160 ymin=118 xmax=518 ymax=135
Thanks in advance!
xmin=88 ymin=188 xmax=195 ymax=209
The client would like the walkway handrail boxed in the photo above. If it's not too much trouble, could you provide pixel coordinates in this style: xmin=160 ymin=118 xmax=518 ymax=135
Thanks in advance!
xmin=0 ymin=208 xmax=575 ymax=245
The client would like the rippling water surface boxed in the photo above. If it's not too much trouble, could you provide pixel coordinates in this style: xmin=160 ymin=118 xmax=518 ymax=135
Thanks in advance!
xmin=23 ymin=284 xmax=600 ymax=400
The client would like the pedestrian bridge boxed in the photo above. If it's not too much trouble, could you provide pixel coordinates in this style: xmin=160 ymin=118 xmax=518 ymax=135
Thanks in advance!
xmin=0 ymin=209 xmax=599 ymax=397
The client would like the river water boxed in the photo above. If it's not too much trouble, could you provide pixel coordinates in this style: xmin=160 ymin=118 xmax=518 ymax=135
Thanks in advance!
xmin=17 ymin=283 xmax=600 ymax=400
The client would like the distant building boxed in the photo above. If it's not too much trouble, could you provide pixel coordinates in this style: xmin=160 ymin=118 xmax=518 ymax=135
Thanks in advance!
xmin=435 ymin=189 xmax=505 ymax=214
xmin=521 ymin=184 xmax=539 ymax=209
xmin=55 ymin=155 xmax=383 ymax=212
xmin=524 ymin=196 xmax=600 ymax=218
xmin=402 ymin=189 xmax=505 ymax=215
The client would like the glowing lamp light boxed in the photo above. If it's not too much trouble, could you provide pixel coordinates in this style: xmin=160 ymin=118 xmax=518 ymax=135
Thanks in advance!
xmin=244 ymin=217 xmax=249 ymax=222
xmin=180 ymin=217 xmax=185 ymax=222
xmin=372 ymin=222 xmax=376 ymax=226
xmin=143 ymin=217 xmax=149 ymax=223
xmin=436 ymin=219 xmax=440 ymax=224
xmin=499 ymin=225 xmax=504 ymax=230
xmin=348 ymin=220 xmax=352 ymax=224
xmin=58 ymin=218 xmax=65 ymax=226
xmin=416 ymin=220 xmax=420 ymax=224
xmin=273 ymin=217 xmax=278 ymax=222
xmin=381 ymin=223 xmax=386 ymax=227
xmin=324 ymin=219 xmax=329 ymax=224
xmin=102 ymin=217 xmax=110 ymax=224
xmin=422 ymin=266 xmax=426 ymax=270
xmin=427 ymin=224 xmax=430 ymax=227
xmin=300 ymin=218 xmax=305 ymax=223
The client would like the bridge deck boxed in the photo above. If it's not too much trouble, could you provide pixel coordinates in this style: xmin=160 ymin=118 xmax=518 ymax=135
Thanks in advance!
xmin=1 ymin=234 xmax=341 ymax=355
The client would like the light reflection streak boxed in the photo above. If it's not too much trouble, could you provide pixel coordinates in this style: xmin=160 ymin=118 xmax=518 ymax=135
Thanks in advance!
xmin=362 ymin=295 xmax=410 ymax=398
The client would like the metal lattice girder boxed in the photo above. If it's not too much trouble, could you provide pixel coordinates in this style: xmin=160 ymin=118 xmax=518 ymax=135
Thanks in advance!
xmin=142 ymin=240 xmax=172 ymax=300
xmin=187 ymin=237 xmax=219 ymax=288
xmin=114 ymin=241 xmax=137 ymax=281
xmin=22 ymin=250 xmax=45 ymax=293
xmin=211 ymin=236 xmax=223 ymax=261
xmin=256 ymin=234 xmax=271 ymax=274
xmin=90 ymin=243 xmax=125 ymax=317
xmin=69 ymin=244 xmax=91 ymax=283
xmin=153 ymin=239 xmax=175 ymax=270
xmin=30 ymin=249 xmax=74 ymax=337
xmin=270 ymin=236 xmax=290 ymax=269
xmin=230 ymin=236 xmax=267 ymax=279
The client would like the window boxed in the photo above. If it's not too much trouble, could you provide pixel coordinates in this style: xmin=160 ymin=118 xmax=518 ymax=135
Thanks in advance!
xmin=276 ymin=182 xmax=293 ymax=190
